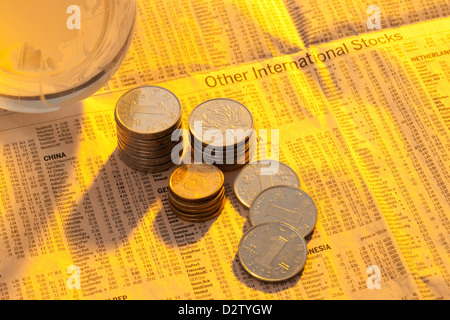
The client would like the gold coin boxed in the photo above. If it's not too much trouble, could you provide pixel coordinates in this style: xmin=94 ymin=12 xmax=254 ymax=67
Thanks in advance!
xmin=169 ymin=196 xmax=224 ymax=216
xmin=170 ymin=199 xmax=225 ymax=222
xmin=169 ymin=187 xmax=225 ymax=208
xmin=117 ymin=137 xmax=179 ymax=158
xmin=169 ymin=188 xmax=225 ymax=214
xmin=169 ymin=164 xmax=224 ymax=201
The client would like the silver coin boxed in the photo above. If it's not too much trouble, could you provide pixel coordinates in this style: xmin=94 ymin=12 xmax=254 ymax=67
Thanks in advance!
xmin=249 ymin=186 xmax=317 ymax=237
xmin=115 ymin=86 xmax=182 ymax=139
xmin=169 ymin=196 xmax=225 ymax=217
xmin=234 ymin=160 xmax=301 ymax=208
xmin=118 ymin=146 xmax=174 ymax=166
xmin=188 ymin=98 xmax=254 ymax=148
xmin=194 ymin=136 xmax=255 ymax=156
xmin=169 ymin=188 xmax=225 ymax=214
xmin=117 ymin=121 xmax=183 ymax=145
xmin=115 ymin=106 xmax=182 ymax=140
xmin=238 ymin=221 xmax=307 ymax=282
xmin=169 ymin=186 xmax=225 ymax=205
xmin=198 ymin=149 xmax=250 ymax=166
xmin=118 ymin=136 xmax=181 ymax=157
xmin=192 ymin=147 xmax=250 ymax=163
xmin=191 ymin=138 xmax=253 ymax=165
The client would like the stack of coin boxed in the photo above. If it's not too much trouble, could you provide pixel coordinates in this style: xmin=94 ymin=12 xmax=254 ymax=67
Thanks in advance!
xmin=188 ymin=98 xmax=255 ymax=172
xmin=168 ymin=164 xmax=226 ymax=222
xmin=115 ymin=86 xmax=183 ymax=173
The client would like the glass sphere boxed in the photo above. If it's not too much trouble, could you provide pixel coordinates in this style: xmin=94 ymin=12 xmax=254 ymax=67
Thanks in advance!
xmin=0 ymin=0 xmax=136 ymax=113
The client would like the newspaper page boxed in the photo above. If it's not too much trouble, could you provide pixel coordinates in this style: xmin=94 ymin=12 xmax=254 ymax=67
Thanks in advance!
xmin=0 ymin=0 xmax=449 ymax=301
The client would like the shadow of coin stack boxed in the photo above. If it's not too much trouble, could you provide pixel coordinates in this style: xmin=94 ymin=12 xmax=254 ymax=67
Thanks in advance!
xmin=114 ymin=86 xmax=183 ymax=173
xmin=188 ymin=98 xmax=255 ymax=172
xmin=168 ymin=164 xmax=226 ymax=222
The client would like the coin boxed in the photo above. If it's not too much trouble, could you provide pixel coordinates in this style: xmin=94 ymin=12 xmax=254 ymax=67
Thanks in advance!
xmin=114 ymin=85 xmax=185 ymax=173
xmin=118 ymin=152 xmax=176 ymax=173
xmin=115 ymin=86 xmax=182 ymax=139
xmin=118 ymin=149 xmax=174 ymax=167
xmin=249 ymin=186 xmax=317 ymax=237
xmin=170 ymin=199 xmax=225 ymax=222
xmin=195 ymin=146 xmax=251 ymax=166
xmin=188 ymin=98 xmax=256 ymax=170
xmin=169 ymin=164 xmax=224 ymax=202
xmin=234 ymin=160 xmax=301 ymax=208
xmin=188 ymin=98 xmax=254 ymax=148
xmin=169 ymin=187 xmax=225 ymax=209
xmin=238 ymin=221 xmax=307 ymax=282
xmin=117 ymin=138 xmax=182 ymax=158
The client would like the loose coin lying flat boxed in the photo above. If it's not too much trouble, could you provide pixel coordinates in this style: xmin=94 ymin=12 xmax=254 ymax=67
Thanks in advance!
xmin=170 ymin=199 xmax=225 ymax=222
xmin=238 ymin=221 xmax=307 ymax=282
xmin=169 ymin=188 xmax=225 ymax=212
xmin=118 ymin=154 xmax=175 ymax=173
xmin=249 ymin=186 xmax=317 ymax=237
xmin=234 ymin=160 xmax=301 ymax=208
xmin=189 ymin=98 xmax=254 ymax=148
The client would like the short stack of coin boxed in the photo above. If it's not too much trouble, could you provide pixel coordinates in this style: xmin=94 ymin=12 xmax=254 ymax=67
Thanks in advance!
xmin=115 ymin=86 xmax=183 ymax=173
xmin=168 ymin=164 xmax=226 ymax=222
xmin=188 ymin=98 xmax=255 ymax=172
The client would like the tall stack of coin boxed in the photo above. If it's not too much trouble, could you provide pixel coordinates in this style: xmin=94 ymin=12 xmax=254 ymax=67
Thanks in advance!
xmin=115 ymin=86 xmax=183 ymax=173
xmin=188 ymin=98 xmax=255 ymax=171
xmin=168 ymin=164 xmax=226 ymax=222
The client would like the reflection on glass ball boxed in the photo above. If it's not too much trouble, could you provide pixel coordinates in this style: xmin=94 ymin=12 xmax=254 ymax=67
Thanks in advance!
xmin=0 ymin=0 xmax=136 ymax=113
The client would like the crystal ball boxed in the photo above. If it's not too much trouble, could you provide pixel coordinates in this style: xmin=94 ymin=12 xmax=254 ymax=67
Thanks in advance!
xmin=0 ymin=0 xmax=136 ymax=113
